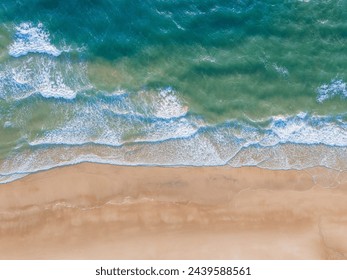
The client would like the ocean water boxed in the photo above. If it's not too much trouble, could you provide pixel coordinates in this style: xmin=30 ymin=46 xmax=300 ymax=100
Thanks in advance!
xmin=0 ymin=0 xmax=347 ymax=183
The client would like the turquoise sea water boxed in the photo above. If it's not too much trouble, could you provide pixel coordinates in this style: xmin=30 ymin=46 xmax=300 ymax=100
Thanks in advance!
xmin=0 ymin=0 xmax=347 ymax=183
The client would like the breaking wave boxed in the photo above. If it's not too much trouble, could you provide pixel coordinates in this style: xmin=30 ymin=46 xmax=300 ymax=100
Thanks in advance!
xmin=317 ymin=79 xmax=347 ymax=103
xmin=9 ymin=22 xmax=63 ymax=58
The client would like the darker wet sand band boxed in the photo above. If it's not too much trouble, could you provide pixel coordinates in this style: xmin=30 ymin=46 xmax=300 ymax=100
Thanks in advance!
xmin=0 ymin=163 xmax=347 ymax=259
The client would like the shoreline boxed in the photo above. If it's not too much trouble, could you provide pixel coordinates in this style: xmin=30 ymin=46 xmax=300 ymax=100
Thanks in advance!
xmin=0 ymin=163 xmax=347 ymax=259
xmin=1 ymin=143 xmax=347 ymax=186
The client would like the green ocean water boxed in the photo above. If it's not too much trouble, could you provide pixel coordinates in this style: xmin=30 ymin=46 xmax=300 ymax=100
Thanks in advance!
xmin=0 ymin=0 xmax=347 ymax=182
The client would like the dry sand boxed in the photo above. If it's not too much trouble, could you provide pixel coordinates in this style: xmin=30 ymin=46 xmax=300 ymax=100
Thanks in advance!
xmin=0 ymin=163 xmax=347 ymax=259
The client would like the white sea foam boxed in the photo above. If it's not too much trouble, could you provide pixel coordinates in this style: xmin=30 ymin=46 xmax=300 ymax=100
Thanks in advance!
xmin=29 ymin=89 xmax=198 ymax=147
xmin=214 ymin=113 xmax=347 ymax=150
xmin=1 ymin=80 xmax=347 ymax=184
xmin=111 ymin=89 xmax=128 ymax=96
xmin=200 ymin=56 xmax=216 ymax=63
xmin=3 ymin=121 xmax=12 ymax=128
xmin=16 ymin=106 xmax=347 ymax=167
xmin=0 ymin=56 xmax=90 ymax=100
xmin=2 ymin=132 xmax=347 ymax=185
xmin=0 ymin=173 xmax=28 ymax=184
xmin=9 ymin=22 xmax=62 ymax=57
xmin=268 ymin=115 xmax=347 ymax=146
xmin=317 ymin=79 xmax=347 ymax=103
xmin=245 ymin=113 xmax=347 ymax=147
xmin=228 ymin=144 xmax=347 ymax=170
xmin=21 ymin=109 xmax=347 ymax=169
xmin=138 ymin=87 xmax=189 ymax=119
xmin=272 ymin=63 xmax=289 ymax=76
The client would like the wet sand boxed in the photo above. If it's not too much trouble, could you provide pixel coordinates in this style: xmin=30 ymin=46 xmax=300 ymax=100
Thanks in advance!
xmin=0 ymin=163 xmax=347 ymax=259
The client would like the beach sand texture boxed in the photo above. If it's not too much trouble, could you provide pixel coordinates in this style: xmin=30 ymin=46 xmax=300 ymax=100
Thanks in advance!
xmin=0 ymin=163 xmax=347 ymax=259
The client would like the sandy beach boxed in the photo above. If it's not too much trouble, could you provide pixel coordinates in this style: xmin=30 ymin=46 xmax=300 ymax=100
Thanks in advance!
xmin=0 ymin=163 xmax=347 ymax=259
